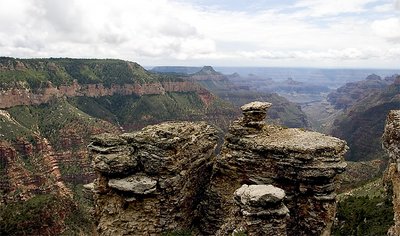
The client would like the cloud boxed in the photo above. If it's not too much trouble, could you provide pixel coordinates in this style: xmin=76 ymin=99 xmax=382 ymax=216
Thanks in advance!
xmin=239 ymin=48 xmax=383 ymax=60
xmin=0 ymin=0 xmax=215 ymax=60
xmin=373 ymin=3 xmax=394 ymax=12
xmin=396 ymin=0 xmax=400 ymax=10
xmin=0 ymin=0 xmax=399 ymax=67
xmin=293 ymin=0 xmax=378 ymax=17
xmin=371 ymin=18 xmax=400 ymax=42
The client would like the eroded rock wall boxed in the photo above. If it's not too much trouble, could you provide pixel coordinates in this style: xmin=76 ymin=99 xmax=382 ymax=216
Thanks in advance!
xmin=0 ymin=137 xmax=72 ymax=204
xmin=0 ymin=81 xmax=210 ymax=109
xmin=383 ymin=110 xmax=400 ymax=236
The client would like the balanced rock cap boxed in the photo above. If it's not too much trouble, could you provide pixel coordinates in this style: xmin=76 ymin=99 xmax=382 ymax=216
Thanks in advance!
xmin=241 ymin=101 xmax=272 ymax=112
xmin=235 ymin=184 xmax=285 ymax=207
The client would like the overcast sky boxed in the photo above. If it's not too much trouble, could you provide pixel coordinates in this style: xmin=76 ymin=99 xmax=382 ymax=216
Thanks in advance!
xmin=0 ymin=0 xmax=400 ymax=68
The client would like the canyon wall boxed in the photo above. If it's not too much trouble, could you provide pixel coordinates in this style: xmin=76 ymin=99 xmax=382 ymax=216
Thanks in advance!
xmin=0 ymin=80 xmax=210 ymax=109
xmin=0 ymin=137 xmax=72 ymax=204
xmin=90 ymin=102 xmax=348 ymax=235
xmin=383 ymin=110 xmax=400 ymax=236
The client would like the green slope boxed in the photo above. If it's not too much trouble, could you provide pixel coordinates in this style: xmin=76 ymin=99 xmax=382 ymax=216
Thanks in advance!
xmin=0 ymin=57 xmax=180 ymax=90
xmin=69 ymin=91 xmax=236 ymax=131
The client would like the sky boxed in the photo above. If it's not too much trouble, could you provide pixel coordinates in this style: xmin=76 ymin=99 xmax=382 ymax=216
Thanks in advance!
xmin=0 ymin=0 xmax=400 ymax=68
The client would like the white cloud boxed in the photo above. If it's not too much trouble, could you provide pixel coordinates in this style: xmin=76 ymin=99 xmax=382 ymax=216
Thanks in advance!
xmin=371 ymin=18 xmax=400 ymax=42
xmin=0 ymin=0 xmax=398 ymax=67
xmin=0 ymin=0 xmax=215 ymax=60
xmin=293 ymin=0 xmax=378 ymax=17
xmin=239 ymin=48 xmax=384 ymax=60
xmin=373 ymin=3 xmax=394 ymax=12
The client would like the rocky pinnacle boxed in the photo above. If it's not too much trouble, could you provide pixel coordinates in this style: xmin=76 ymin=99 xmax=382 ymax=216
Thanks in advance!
xmin=89 ymin=102 xmax=348 ymax=236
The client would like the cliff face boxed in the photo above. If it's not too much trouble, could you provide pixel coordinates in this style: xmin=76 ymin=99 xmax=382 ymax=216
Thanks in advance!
xmin=0 ymin=137 xmax=72 ymax=203
xmin=0 ymin=58 xmax=217 ymax=111
xmin=90 ymin=102 xmax=347 ymax=235
xmin=0 ymin=80 xmax=210 ymax=109
xmin=0 ymin=137 xmax=77 ymax=235
xmin=383 ymin=110 xmax=400 ymax=236
xmin=0 ymin=101 xmax=122 ymax=234
xmin=331 ymin=77 xmax=400 ymax=161
xmin=328 ymin=74 xmax=389 ymax=110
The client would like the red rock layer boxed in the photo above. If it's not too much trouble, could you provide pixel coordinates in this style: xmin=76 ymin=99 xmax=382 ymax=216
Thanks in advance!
xmin=0 ymin=81 xmax=212 ymax=108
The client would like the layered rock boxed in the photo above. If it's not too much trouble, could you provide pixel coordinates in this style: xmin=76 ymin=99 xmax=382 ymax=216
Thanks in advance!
xmin=90 ymin=122 xmax=218 ymax=235
xmin=382 ymin=110 xmax=400 ymax=236
xmin=0 ymin=137 xmax=72 ymax=203
xmin=218 ymin=184 xmax=289 ymax=236
xmin=327 ymin=74 xmax=389 ymax=110
xmin=189 ymin=66 xmax=228 ymax=81
xmin=200 ymin=101 xmax=347 ymax=235
xmin=330 ymin=76 xmax=400 ymax=161
xmin=0 ymin=81 xmax=210 ymax=109
xmin=91 ymin=101 xmax=347 ymax=235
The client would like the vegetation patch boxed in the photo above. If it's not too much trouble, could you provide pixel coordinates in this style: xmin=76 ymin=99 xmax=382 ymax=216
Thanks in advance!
xmin=332 ymin=181 xmax=393 ymax=236
xmin=0 ymin=194 xmax=63 ymax=235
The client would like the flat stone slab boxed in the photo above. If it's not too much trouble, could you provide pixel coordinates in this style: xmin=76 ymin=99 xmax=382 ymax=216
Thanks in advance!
xmin=241 ymin=101 xmax=272 ymax=112
xmin=83 ymin=182 xmax=94 ymax=190
xmin=108 ymin=175 xmax=157 ymax=194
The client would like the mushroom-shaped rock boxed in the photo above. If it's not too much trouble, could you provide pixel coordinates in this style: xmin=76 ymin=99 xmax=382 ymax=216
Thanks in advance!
xmin=240 ymin=101 xmax=272 ymax=112
xmin=240 ymin=101 xmax=272 ymax=126
xmin=235 ymin=184 xmax=285 ymax=207
xmin=108 ymin=175 xmax=157 ymax=194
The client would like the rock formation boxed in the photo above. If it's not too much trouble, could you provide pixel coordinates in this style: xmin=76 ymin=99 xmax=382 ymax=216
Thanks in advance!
xmin=330 ymin=75 xmax=400 ymax=161
xmin=189 ymin=66 xmax=228 ymax=81
xmin=89 ymin=122 xmax=218 ymax=235
xmin=327 ymin=74 xmax=389 ymax=110
xmin=219 ymin=184 xmax=290 ymax=236
xmin=0 ymin=137 xmax=73 ymax=203
xmin=0 ymin=80 xmax=211 ymax=109
xmin=90 ymin=102 xmax=348 ymax=235
xmin=202 ymin=101 xmax=347 ymax=235
xmin=383 ymin=110 xmax=400 ymax=236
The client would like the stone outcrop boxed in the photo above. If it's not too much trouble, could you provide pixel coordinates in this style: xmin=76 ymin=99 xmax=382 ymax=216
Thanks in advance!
xmin=0 ymin=80 xmax=212 ymax=109
xmin=89 ymin=122 xmax=218 ymax=235
xmin=201 ymin=102 xmax=347 ymax=235
xmin=218 ymin=184 xmax=289 ymax=236
xmin=383 ymin=110 xmax=400 ymax=236
xmin=90 ymin=102 xmax=347 ymax=235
